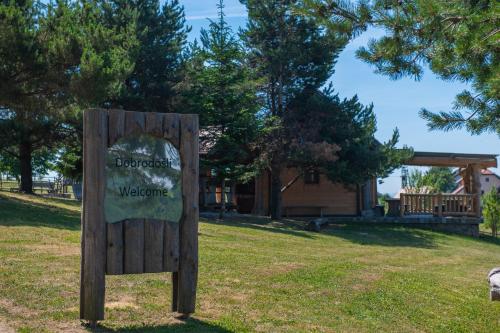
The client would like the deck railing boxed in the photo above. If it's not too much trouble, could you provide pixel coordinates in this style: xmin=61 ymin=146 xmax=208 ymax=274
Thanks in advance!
xmin=400 ymin=193 xmax=479 ymax=217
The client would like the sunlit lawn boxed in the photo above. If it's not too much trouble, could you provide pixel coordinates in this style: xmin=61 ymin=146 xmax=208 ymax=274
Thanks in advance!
xmin=0 ymin=191 xmax=499 ymax=332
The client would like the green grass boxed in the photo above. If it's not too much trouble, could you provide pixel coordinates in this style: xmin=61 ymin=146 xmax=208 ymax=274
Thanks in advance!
xmin=1 ymin=192 xmax=500 ymax=332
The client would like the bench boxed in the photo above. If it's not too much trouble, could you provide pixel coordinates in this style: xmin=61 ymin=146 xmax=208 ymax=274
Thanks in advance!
xmin=32 ymin=181 xmax=55 ymax=194
xmin=284 ymin=206 xmax=328 ymax=217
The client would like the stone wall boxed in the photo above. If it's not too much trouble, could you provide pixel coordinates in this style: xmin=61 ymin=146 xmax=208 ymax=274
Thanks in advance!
xmin=324 ymin=216 xmax=481 ymax=237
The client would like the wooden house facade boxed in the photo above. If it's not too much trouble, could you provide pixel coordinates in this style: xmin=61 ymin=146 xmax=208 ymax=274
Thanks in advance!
xmin=199 ymin=167 xmax=378 ymax=217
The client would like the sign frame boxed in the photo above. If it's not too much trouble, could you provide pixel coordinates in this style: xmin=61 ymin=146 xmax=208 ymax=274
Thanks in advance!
xmin=80 ymin=109 xmax=199 ymax=322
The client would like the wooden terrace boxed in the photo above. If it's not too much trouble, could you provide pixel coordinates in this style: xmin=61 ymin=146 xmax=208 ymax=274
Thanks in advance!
xmin=388 ymin=151 xmax=498 ymax=219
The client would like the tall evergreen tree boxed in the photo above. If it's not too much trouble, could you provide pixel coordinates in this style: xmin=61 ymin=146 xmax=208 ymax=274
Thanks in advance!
xmin=0 ymin=0 xmax=137 ymax=193
xmin=183 ymin=0 xmax=260 ymax=218
xmin=241 ymin=0 xmax=349 ymax=219
xmin=106 ymin=0 xmax=190 ymax=113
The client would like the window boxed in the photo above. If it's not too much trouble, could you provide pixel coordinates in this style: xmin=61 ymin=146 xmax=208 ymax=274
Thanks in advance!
xmin=304 ymin=169 xmax=320 ymax=184
xmin=485 ymin=177 xmax=490 ymax=182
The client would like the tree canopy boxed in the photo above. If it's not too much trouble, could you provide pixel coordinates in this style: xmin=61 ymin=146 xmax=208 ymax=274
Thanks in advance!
xmin=300 ymin=0 xmax=500 ymax=136
xmin=183 ymin=0 xmax=261 ymax=217
xmin=483 ymin=188 xmax=500 ymax=237
xmin=0 ymin=0 xmax=137 ymax=192
xmin=241 ymin=0 xmax=409 ymax=218
xmin=104 ymin=0 xmax=190 ymax=112
xmin=407 ymin=167 xmax=456 ymax=194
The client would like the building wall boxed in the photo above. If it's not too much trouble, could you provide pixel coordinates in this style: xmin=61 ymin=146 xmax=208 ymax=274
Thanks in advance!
xmin=481 ymin=174 xmax=500 ymax=195
xmin=254 ymin=168 xmax=361 ymax=216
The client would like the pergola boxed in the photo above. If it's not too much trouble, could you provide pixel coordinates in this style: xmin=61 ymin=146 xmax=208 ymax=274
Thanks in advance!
xmin=397 ymin=151 xmax=498 ymax=218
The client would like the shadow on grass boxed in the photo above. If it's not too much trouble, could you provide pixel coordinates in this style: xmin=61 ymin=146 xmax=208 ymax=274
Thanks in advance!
xmin=202 ymin=214 xmax=440 ymax=247
xmin=478 ymin=233 xmax=500 ymax=246
xmin=323 ymin=223 xmax=440 ymax=248
xmin=202 ymin=214 xmax=315 ymax=239
xmin=0 ymin=195 xmax=80 ymax=230
xmin=86 ymin=318 xmax=234 ymax=333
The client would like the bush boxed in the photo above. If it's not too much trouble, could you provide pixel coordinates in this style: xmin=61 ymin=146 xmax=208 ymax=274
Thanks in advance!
xmin=483 ymin=188 xmax=500 ymax=237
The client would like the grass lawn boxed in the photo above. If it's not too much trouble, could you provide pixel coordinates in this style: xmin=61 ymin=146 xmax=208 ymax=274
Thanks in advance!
xmin=0 ymin=192 xmax=500 ymax=332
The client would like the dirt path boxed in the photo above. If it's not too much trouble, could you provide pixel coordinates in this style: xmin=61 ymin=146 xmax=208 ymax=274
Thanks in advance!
xmin=0 ymin=321 xmax=14 ymax=333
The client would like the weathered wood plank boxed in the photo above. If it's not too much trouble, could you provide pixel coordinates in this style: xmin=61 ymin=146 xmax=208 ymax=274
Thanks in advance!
xmin=177 ymin=114 xmax=199 ymax=314
xmin=163 ymin=113 xmax=180 ymax=148
xmin=124 ymin=219 xmax=145 ymax=274
xmin=106 ymin=222 xmax=124 ymax=275
xmin=163 ymin=221 xmax=179 ymax=272
xmin=144 ymin=219 xmax=164 ymax=273
xmin=145 ymin=112 xmax=164 ymax=138
xmin=108 ymin=109 xmax=125 ymax=146
xmin=80 ymin=109 xmax=107 ymax=321
xmin=172 ymin=272 xmax=179 ymax=312
xmin=125 ymin=111 xmax=146 ymax=137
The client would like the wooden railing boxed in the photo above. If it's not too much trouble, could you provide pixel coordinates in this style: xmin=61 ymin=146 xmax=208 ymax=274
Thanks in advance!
xmin=400 ymin=193 xmax=480 ymax=217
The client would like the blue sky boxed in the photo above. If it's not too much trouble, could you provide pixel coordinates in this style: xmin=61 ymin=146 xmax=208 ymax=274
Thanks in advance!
xmin=181 ymin=0 xmax=500 ymax=195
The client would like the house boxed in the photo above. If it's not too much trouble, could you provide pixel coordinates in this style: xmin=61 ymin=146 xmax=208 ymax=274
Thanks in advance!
xmin=252 ymin=169 xmax=377 ymax=217
xmin=198 ymin=127 xmax=379 ymax=217
xmin=453 ymin=168 xmax=500 ymax=195
xmin=199 ymin=169 xmax=378 ymax=217
xmin=199 ymin=166 xmax=378 ymax=217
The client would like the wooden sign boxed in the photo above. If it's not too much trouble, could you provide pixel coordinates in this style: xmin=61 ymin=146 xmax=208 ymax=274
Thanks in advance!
xmin=80 ymin=109 xmax=199 ymax=322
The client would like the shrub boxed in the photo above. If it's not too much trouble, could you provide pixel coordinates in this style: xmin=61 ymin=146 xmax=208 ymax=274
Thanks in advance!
xmin=483 ymin=188 xmax=500 ymax=237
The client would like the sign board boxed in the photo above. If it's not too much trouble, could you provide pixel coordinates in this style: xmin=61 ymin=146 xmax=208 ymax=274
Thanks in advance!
xmin=80 ymin=109 xmax=199 ymax=322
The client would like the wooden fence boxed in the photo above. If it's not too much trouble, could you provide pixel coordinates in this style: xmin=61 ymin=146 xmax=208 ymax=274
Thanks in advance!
xmin=400 ymin=193 xmax=479 ymax=217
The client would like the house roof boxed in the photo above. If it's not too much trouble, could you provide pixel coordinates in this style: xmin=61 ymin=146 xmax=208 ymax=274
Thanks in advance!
xmin=481 ymin=169 xmax=500 ymax=178
xmin=405 ymin=151 xmax=498 ymax=168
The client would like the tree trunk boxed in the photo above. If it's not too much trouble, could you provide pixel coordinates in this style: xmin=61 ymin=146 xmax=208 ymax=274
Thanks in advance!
xmin=219 ymin=179 xmax=226 ymax=220
xmin=19 ymin=141 xmax=33 ymax=194
xmin=270 ymin=165 xmax=282 ymax=220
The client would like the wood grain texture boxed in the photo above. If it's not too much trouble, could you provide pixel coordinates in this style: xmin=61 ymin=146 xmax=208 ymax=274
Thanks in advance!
xmin=108 ymin=109 xmax=125 ymax=146
xmin=80 ymin=109 xmax=107 ymax=321
xmin=124 ymin=219 xmax=145 ymax=274
xmin=144 ymin=219 xmax=164 ymax=273
xmin=106 ymin=222 xmax=123 ymax=275
xmin=162 ymin=113 xmax=180 ymax=148
xmin=177 ymin=114 xmax=199 ymax=314
xmin=145 ymin=112 xmax=164 ymax=138
xmin=125 ymin=111 xmax=146 ymax=137
xmin=172 ymin=272 xmax=179 ymax=312
xmin=164 ymin=222 xmax=179 ymax=272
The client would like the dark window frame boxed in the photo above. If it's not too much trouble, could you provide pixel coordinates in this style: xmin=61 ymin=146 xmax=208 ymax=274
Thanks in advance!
xmin=304 ymin=169 xmax=320 ymax=185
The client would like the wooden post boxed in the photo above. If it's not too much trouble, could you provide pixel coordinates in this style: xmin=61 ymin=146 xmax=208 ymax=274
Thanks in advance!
xmin=437 ymin=193 xmax=443 ymax=217
xmin=177 ymin=115 xmax=199 ymax=315
xmin=472 ymin=165 xmax=482 ymax=217
xmin=399 ymin=194 xmax=405 ymax=217
xmin=171 ymin=272 xmax=179 ymax=312
xmin=80 ymin=109 xmax=107 ymax=322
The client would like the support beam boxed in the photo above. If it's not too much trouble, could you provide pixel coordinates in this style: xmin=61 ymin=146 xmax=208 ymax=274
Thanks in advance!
xmin=177 ymin=115 xmax=199 ymax=315
xmin=471 ymin=165 xmax=482 ymax=218
xmin=406 ymin=151 xmax=497 ymax=168
xmin=80 ymin=109 xmax=107 ymax=322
